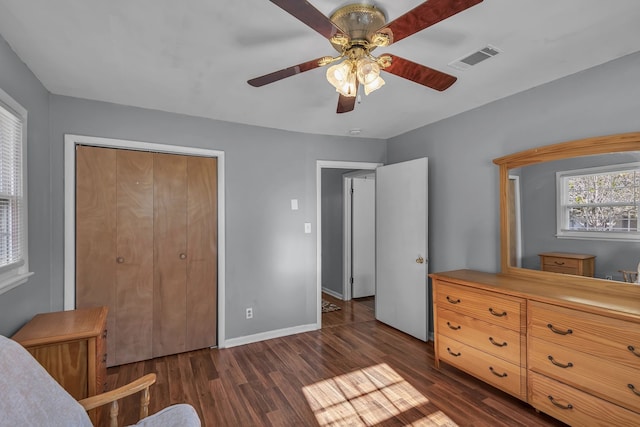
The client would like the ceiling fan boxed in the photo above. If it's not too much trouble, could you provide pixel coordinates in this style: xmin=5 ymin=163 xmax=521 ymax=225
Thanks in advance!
xmin=248 ymin=0 xmax=484 ymax=113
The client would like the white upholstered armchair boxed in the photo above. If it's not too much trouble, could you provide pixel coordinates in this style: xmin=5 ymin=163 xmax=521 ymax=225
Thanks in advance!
xmin=0 ymin=335 xmax=200 ymax=427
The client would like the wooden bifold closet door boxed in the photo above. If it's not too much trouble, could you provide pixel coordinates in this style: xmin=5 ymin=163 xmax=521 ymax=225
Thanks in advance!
xmin=76 ymin=146 xmax=217 ymax=366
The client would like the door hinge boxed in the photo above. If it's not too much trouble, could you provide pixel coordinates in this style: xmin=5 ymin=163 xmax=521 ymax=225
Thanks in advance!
xmin=350 ymin=277 xmax=354 ymax=285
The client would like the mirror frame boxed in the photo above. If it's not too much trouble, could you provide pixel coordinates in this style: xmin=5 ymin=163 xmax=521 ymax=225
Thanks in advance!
xmin=493 ymin=131 xmax=640 ymax=284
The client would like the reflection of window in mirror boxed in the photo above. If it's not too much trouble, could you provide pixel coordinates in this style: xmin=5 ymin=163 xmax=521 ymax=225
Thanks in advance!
xmin=508 ymin=175 xmax=522 ymax=267
xmin=556 ymin=162 xmax=640 ymax=241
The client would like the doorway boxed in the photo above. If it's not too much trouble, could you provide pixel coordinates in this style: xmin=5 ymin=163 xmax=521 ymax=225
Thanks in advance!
xmin=343 ymin=171 xmax=376 ymax=300
xmin=316 ymin=161 xmax=381 ymax=328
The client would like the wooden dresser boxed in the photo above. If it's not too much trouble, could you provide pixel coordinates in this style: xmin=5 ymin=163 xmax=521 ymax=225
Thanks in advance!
xmin=431 ymin=270 xmax=640 ymax=426
xmin=538 ymin=252 xmax=595 ymax=277
xmin=12 ymin=306 xmax=108 ymax=424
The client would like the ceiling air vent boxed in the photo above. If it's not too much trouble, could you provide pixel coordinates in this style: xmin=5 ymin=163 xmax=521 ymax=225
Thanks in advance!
xmin=448 ymin=45 xmax=501 ymax=71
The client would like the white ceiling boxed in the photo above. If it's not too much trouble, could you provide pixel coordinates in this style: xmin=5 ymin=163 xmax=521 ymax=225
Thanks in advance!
xmin=0 ymin=0 xmax=639 ymax=139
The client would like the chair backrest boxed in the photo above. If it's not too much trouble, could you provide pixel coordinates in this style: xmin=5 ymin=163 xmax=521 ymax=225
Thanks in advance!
xmin=0 ymin=335 xmax=93 ymax=427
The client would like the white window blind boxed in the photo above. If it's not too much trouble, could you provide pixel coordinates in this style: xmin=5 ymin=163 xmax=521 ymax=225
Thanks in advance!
xmin=0 ymin=88 xmax=31 ymax=294
xmin=0 ymin=102 xmax=24 ymax=271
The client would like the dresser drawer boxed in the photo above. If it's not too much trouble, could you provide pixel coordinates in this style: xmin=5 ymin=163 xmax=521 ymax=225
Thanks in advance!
xmin=529 ymin=371 xmax=640 ymax=426
xmin=438 ymin=308 xmax=522 ymax=364
xmin=542 ymin=256 xmax=579 ymax=269
xmin=529 ymin=301 xmax=640 ymax=369
xmin=530 ymin=336 xmax=640 ymax=412
xmin=438 ymin=334 xmax=523 ymax=398
xmin=436 ymin=282 xmax=524 ymax=331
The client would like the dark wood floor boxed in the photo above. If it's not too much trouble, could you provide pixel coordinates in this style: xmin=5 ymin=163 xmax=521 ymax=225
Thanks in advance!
xmin=106 ymin=294 xmax=566 ymax=426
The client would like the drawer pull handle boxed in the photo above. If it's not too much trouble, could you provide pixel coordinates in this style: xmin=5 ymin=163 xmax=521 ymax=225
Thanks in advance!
xmin=553 ymin=261 xmax=565 ymax=266
xmin=548 ymin=355 xmax=573 ymax=369
xmin=489 ymin=308 xmax=507 ymax=317
xmin=548 ymin=396 xmax=573 ymax=410
xmin=446 ymin=322 xmax=461 ymax=330
xmin=489 ymin=367 xmax=507 ymax=378
xmin=547 ymin=324 xmax=573 ymax=335
xmin=628 ymin=384 xmax=640 ymax=397
xmin=489 ymin=337 xmax=507 ymax=347
xmin=446 ymin=347 xmax=461 ymax=357
xmin=628 ymin=345 xmax=640 ymax=357
xmin=446 ymin=296 xmax=461 ymax=304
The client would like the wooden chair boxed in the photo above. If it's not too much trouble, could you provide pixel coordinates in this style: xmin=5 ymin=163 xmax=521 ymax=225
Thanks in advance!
xmin=619 ymin=270 xmax=638 ymax=283
xmin=79 ymin=373 xmax=156 ymax=427
xmin=0 ymin=335 xmax=200 ymax=427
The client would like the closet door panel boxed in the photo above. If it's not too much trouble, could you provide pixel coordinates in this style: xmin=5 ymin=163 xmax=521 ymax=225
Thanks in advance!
xmin=115 ymin=150 xmax=154 ymax=365
xmin=186 ymin=157 xmax=218 ymax=350
xmin=76 ymin=146 xmax=117 ymax=364
xmin=153 ymin=153 xmax=188 ymax=357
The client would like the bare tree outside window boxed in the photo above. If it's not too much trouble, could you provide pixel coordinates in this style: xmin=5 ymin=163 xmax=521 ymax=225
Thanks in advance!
xmin=566 ymin=170 xmax=639 ymax=232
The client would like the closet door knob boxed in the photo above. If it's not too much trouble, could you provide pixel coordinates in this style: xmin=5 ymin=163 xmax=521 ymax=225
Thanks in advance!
xmin=179 ymin=253 xmax=187 ymax=260
xmin=116 ymin=257 xmax=125 ymax=264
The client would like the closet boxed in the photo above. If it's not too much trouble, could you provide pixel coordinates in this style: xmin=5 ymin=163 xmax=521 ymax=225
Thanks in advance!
xmin=75 ymin=146 xmax=217 ymax=366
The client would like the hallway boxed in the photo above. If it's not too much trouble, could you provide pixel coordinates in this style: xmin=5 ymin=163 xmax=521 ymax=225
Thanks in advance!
xmin=321 ymin=293 xmax=374 ymax=329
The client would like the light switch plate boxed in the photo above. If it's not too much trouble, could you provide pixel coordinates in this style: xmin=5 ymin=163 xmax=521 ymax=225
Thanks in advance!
xmin=291 ymin=199 xmax=299 ymax=210
xmin=304 ymin=223 xmax=311 ymax=234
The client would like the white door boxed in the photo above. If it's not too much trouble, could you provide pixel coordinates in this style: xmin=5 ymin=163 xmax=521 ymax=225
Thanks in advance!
xmin=352 ymin=176 xmax=375 ymax=298
xmin=376 ymin=158 xmax=428 ymax=341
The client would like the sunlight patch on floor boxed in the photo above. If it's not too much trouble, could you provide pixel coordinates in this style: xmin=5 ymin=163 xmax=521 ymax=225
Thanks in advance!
xmin=302 ymin=363 xmax=458 ymax=426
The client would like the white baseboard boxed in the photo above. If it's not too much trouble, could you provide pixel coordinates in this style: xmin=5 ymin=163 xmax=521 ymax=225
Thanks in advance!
xmin=224 ymin=323 xmax=319 ymax=348
xmin=321 ymin=287 xmax=343 ymax=300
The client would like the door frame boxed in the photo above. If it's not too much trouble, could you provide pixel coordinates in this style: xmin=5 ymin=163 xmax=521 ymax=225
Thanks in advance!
xmin=63 ymin=134 xmax=227 ymax=347
xmin=509 ymin=175 xmax=523 ymax=268
xmin=316 ymin=160 xmax=381 ymax=327
xmin=342 ymin=170 xmax=376 ymax=301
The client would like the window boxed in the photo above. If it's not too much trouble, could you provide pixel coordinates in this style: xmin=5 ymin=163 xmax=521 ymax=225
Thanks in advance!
xmin=557 ymin=163 xmax=640 ymax=241
xmin=0 ymin=88 xmax=31 ymax=294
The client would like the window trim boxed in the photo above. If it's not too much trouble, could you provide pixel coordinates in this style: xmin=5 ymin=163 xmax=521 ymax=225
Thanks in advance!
xmin=556 ymin=162 xmax=640 ymax=242
xmin=0 ymin=87 xmax=33 ymax=295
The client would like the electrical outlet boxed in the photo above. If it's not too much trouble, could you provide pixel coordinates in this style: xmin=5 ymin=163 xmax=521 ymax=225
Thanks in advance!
xmin=605 ymin=275 xmax=613 ymax=280
xmin=246 ymin=308 xmax=253 ymax=319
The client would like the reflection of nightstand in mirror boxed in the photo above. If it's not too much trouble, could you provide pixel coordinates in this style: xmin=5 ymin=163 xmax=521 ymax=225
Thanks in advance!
xmin=538 ymin=252 xmax=595 ymax=277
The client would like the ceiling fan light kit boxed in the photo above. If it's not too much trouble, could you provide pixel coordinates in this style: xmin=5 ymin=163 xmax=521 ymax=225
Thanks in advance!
xmin=249 ymin=0 xmax=484 ymax=113
xmin=326 ymin=47 xmax=386 ymax=97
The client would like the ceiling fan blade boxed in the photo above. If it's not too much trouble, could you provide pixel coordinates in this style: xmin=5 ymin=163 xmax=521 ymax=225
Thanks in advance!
xmin=378 ymin=0 xmax=483 ymax=45
xmin=269 ymin=0 xmax=346 ymax=40
xmin=248 ymin=57 xmax=324 ymax=87
xmin=382 ymin=55 xmax=457 ymax=91
xmin=337 ymin=91 xmax=357 ymax=114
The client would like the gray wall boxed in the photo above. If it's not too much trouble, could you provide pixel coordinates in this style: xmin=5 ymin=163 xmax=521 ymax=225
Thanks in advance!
xmin=388 ymin=51 xmax=640 ymax=279
xmin=321 ymin=169 xmax=347 ymax=297
xmin=0 ymin=35 xmax=53 ymax=335
xmin=0 ymin=32 xmax=387 ymax=339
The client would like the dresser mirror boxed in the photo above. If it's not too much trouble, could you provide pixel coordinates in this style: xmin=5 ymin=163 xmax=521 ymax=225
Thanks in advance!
xmin=493 ymin=132 xmax=640 ymax=284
